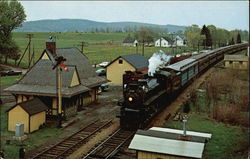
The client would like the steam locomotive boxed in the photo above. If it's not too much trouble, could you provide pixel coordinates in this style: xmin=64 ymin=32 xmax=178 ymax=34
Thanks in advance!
xmin=119 ymin=43 xmax=248 ymax=130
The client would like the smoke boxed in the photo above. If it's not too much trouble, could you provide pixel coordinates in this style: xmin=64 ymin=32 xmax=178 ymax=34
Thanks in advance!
xmin=148 ymin=50 xmax=172 ymax=76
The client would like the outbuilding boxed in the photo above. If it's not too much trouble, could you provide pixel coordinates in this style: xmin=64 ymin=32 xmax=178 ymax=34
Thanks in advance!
xmin=224 ymin=55 xmax=248 ymax=70
xmin=129 ymin=127 xmax=212 ymax=159
xmin=7 ymin=98 xmax=48 ymax=133
xmin=105 ymin=54 xmax=148 ymax=85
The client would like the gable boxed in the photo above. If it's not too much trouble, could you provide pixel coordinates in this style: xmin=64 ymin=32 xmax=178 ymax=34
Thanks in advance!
xmin=70 ymin=70 xmax=80 ymax=87
xmin=41 ymin=52 xmax=50 ymax=60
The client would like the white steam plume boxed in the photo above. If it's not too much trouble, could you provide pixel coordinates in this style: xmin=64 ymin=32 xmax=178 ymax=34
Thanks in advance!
xmin=148 ymin=50 xmax=172 ymax=76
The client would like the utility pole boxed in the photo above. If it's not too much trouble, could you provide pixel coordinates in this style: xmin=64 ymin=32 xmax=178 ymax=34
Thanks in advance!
xmin=79 ymin=41 xmax=86 ymax=53
xmin=26 ymin=34 xmax=33 ymax=68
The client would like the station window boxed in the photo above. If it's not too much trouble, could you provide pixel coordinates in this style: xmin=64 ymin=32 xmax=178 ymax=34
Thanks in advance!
xmin=229 ymin=61 xmax=233 ymax=64
xmin=119 ymin=59 xmax=123 ymax=64
xmin=239 ymin=61 xmax=243 ymax=64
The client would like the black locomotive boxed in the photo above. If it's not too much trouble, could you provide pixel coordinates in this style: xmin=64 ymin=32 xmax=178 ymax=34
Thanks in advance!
xmin=119 ymin=43 xmax=248 ymax=130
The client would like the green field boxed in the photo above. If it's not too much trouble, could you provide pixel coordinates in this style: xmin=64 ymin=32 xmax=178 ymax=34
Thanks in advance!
xmin=10 ymin=32 xmax=192 ymax=68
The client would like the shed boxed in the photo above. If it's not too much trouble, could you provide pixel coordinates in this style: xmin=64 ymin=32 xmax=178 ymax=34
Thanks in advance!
xmin=7 ymin=98 xmax=48 ymax=133
xmin=129 ymin=127 xmax=212 ymax=159
xmin=105 ymin=54 xmax=149 ymax=85
xmin=224 ymin=55 xmax=248 ymax=70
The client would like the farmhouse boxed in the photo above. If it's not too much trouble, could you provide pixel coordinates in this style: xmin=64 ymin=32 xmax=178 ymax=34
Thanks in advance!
xmin=155 ymin=37 xmax=173 ymax=47
xmin=106 ymin=54 xmax=148 ymax=85
xmin=122 ymin=36 xmax=138 ymax=47
xmin=5 ymin=40 xmax=107 ymax=119
xmin=224 ymin=55 xmax=248 ymax=70
xmin=174 ymin=35 xmax=186 ymax=46
xmin=129 ymin=127 xmax=212 ymax=159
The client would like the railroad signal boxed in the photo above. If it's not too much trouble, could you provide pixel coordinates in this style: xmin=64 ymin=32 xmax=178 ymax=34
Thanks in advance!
xmin=52 ymin=55 xmax=68 ymax=128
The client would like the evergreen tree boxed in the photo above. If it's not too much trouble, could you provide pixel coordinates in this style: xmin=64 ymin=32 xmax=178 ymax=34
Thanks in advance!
xmin=236 ymin=33 xmax=241 ymax=43
xmin=230 ymin=38 xmax=235 ymax=45
xmin=200 ymin=25 xmax=212 ymax=49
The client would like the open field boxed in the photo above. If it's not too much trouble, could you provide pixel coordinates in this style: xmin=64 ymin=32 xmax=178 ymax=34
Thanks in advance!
xmin=10 ymin=32 xmax=192 ymax=68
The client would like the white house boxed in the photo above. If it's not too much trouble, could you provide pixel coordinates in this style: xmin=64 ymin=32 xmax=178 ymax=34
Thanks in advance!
xmin=155 ymin=38 xmax=171 ymax=47
xmin=123 ymin=38 xmax=138 ymax=47
xmin=174 ymin=35 xmax=186 ymax=46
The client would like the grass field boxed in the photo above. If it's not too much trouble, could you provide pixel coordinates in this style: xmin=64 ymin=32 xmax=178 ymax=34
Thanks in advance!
xmin=0 ymin=75 xmax=23 ymax=86
xmin=9 ymin=32 xmax=193 ymax=68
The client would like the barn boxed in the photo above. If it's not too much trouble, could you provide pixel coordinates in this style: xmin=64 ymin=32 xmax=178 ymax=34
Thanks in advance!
xmin=5 ymin=40 xmax=108 ymax=118
xmin=129 ymin=127 xmax=212 ymax=159
xmin=7 ymin=98 xmax=47 ymax=133
xmin=105 ymin=54 xmax=148 ymax=85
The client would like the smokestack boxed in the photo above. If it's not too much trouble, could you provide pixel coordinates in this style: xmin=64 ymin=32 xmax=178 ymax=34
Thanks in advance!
xmin=46 ymin=37 xmax=56 ymax=56
xmin=182 ymin=115 xmax=188 ymax=136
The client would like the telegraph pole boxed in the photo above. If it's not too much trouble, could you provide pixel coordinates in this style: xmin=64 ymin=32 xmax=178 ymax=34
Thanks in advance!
xmin=79 ymin=41 xmax=86 ymax=53
xmin=26 ymin=34 xmax=33 ymax=68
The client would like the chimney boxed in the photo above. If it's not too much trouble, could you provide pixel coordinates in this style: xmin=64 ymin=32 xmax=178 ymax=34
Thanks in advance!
xmin=46 ymin=37 xmax=56 ymax=56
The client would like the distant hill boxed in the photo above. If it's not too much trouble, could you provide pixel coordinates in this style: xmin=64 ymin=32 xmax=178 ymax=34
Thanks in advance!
xmin=14 ymin=19 xmax=186 ymax=33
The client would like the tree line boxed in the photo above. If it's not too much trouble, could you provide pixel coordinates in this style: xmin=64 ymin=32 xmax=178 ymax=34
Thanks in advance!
xmin=184 ymin=24 xmax=248 ymax=50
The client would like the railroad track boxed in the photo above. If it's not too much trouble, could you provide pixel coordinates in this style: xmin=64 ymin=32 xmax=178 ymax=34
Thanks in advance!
xmin=28 ymin=120 xmax=112 ymax=159
xmin=82 ymin=129 xmax=135 ymax=159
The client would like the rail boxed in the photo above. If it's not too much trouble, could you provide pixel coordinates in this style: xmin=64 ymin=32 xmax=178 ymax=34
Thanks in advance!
xmin=29 ymin=120 xmax=112 ymax=159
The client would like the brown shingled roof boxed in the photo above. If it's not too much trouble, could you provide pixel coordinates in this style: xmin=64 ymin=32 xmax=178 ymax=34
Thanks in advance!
xmin=5 ymin=48 xmax=108 ymax=97
xmin=7 ymin=98 xmax=48 ymax=115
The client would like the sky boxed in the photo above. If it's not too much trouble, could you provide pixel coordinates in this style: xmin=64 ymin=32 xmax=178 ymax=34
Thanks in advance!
xmin=20 ymin=1 xmax=249 ymax=31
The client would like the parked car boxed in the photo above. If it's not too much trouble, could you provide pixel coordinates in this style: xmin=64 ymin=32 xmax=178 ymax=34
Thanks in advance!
xmin=98 ymin=61 xmax=109 ymax=67
xmin=98 ymin=83 xmax=109 ymax=93
xmin=0 ymin=70 xmax=22 ymax=76
xmin=96 ymin=68 xmax=106 ymax=76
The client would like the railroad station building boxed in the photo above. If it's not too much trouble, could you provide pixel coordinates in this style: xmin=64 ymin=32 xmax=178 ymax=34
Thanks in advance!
xmin=224 ymin=55 xmax=249 ymax=70
xmin=5 ymin=40 xmax=108 ymax=122
xmin=129 ymin=127 xmax=212 ymax=159
xmin=105 ymin=54 xmax=148 ymax=85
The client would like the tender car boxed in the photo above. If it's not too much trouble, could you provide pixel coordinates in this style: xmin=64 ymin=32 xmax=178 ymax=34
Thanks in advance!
xmin=96 ymin=68 xmax=106 ymax=76
xmin=98 ymin=61 xmax=109 ymax=67
xmin=0 ymin=70 xmax=22 ymax=76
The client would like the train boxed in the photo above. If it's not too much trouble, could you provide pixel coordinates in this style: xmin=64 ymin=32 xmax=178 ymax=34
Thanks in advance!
xmin=118 ymin=43 xmax=248 ymax=130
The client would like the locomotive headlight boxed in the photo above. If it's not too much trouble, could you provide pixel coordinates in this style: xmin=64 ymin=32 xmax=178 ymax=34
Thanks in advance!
xmin=128 ymin=97 xmax=133 ymax=102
